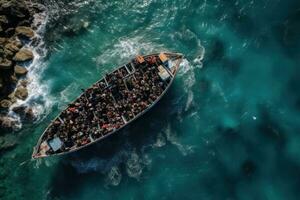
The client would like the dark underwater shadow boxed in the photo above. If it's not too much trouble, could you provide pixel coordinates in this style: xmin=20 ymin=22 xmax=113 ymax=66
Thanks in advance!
xmin=46 ymin=86 xmax=183 ymax=199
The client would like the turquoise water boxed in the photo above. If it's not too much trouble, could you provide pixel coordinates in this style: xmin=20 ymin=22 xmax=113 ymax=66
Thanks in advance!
xmin=1 ymin=0 xmax=300 ymax=199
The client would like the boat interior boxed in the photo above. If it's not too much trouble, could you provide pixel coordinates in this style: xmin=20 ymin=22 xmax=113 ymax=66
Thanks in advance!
xmin=33 ymin=53 xmax=183 ymax=158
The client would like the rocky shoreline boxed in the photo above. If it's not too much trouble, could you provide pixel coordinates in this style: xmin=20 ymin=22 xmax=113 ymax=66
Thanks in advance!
xmin=0 ymin=0 xmax=45 ymax=131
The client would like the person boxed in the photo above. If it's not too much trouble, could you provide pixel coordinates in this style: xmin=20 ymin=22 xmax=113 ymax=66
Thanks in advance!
xmin=43 ymin=55 xmax=169 ymax=155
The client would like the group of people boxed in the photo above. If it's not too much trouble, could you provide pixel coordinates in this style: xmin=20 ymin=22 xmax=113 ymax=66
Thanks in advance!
xmin=42 ymin=55 xmax=169 ymax=154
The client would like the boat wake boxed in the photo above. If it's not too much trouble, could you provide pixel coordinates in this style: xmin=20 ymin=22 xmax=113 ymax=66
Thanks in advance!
xmin=95 ymin=36 xmax=164 ymax=68
xmin=69 ymin=150 xmax=127 ymax=174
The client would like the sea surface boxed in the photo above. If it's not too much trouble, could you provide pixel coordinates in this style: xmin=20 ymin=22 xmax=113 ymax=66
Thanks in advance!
xmin=1 ymin=0 xmax=300 ymax=199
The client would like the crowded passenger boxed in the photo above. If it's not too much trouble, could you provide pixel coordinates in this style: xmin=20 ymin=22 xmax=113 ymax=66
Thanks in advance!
xmin=42 ymin=55 xmax=169 ymax=154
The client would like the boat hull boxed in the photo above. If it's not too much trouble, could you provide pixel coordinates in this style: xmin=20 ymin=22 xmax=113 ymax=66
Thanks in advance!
xmin=32 ymin=52 xmax=183 ymax=159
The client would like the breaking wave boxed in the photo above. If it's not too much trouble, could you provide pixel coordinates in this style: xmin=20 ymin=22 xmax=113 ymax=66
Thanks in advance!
xmin=8 ymin=10 xmax=54 ymax=128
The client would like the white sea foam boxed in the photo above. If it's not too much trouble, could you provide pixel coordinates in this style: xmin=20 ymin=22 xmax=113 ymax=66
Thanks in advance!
xmin=105 ymin=166 xmax=122 ymax=186
xmin=164 ymin=124 xmax=194 ymax=156
xmin=32 ymin=155 xmax=58 ymax=169
xmin=178 ymin=59 xmax=197 ymax=98
xmin=133 ymin=0 xmax=153 ymax=9
xmin=95 ymin=36 xmax=164 ymax=67
xmin=126 ymin=150 xmax=143 ymax=180
xmin=185 ymin=91 xmax=194 ymax=112
xmin=69 ymin=147 xmax=132 ymax=174
xmin=69 ymin=148 xmax=151 ymax=184
xmin=141 ymin=153 xmax=152 ymax=169
xmin=153 ymin=132 xmax=166 ymax=148
xmin=8 ymin=10 xmax=54 ymax=128
xmin=58 ymin=82 xmax=80 ymax=109
xmin=193 ymin=45 xmax=205 ymax=69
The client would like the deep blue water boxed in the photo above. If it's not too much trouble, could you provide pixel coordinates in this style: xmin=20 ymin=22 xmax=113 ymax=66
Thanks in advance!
xmin=1 ymin=0 xmax=300 ymax=199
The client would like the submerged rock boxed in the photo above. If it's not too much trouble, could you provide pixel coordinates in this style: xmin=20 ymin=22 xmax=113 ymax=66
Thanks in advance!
xmin=24 ymin=107 xmax=35 ymax=119
xmin=14 ymin=65 xmax=28 ymax=76
xmin=12 ymin=105 xmax=26 ymax=114
xmin=15 ymin=26 xmax=35 ymax=38
xmin=12 ymin=105 xmax=35 ymax=120
xmin=13 ymin=49 xmax=34 ymax=62
xmin=0 ymin=133 xmax=17 ymax=149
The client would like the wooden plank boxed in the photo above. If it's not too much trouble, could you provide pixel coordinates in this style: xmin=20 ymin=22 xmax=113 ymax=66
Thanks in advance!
xmin=124 ymin=65 xmax=131 ymax=74
xmin=130 ymin=62 xmax=136 ymax=71
xmin=104 ymin=76 xmax=109 ymax=86
xmin=121 ymin=115 xmax=127 ymax=124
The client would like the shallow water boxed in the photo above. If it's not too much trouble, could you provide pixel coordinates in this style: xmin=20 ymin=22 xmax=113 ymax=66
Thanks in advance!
xmin=1 ymin=0 xmax=300 ymax=199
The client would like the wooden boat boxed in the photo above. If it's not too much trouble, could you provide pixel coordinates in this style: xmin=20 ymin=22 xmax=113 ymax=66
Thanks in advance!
xmin=32 ymin=52 xmax=183 ymax=159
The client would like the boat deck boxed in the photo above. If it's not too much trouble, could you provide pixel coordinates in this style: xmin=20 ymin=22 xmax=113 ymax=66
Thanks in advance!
xmin=33 ymin=53 xmax=183 ymax=158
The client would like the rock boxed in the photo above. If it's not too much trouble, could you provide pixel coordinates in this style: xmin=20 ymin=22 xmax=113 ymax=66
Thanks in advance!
xmin=14 ymin=86 xmax=28 ymax=100
xmin=0 ymin=99 xmax=12 ymax=108
xmin=15 ymin=26 xmax=34 ymax=38
xmin=14 ymin=65 xmax=28 ymax=76
xmin=12 ymin=105 xmax=35 ymax=120
xmin=10 ymin=74 xmax=18 ymax=83
xmin=31 ymin=3 xmax=45 ymax=13
xmin=0 ymin=15 xmax=8 ymax=24
xmin=13 ymin=49 xmax=34 ymax=62
xmin=24 ymin=107 xmax=35 ymax=119
xmin=0 ymin=0 xmax=30 ymax=19
xmin=19 ymin=79 xmax=28 ymax=87
xmin=8 ymin=37 xmax=22 ymax=48
xmin=7 ymin=92 xmax=17 ymax=103
xmin=0 ymin=37 xmax=6 ymax=45
xmin=12 ymin=10 xmax=26 ymax=19
xmin=18 ymin=20 xmax=31 ymax=27
xmin=5 ymin=42 xmax=20 ymax=53
xmin=12 ymin=105 xmax=26 ymax=114
xmin=4 ymin=28 xmax=15 ymax=37
xmin=0 ymin=59 xmax=12 ymax=70
xmin=3 ymin=48 xmax=14 ymax=58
